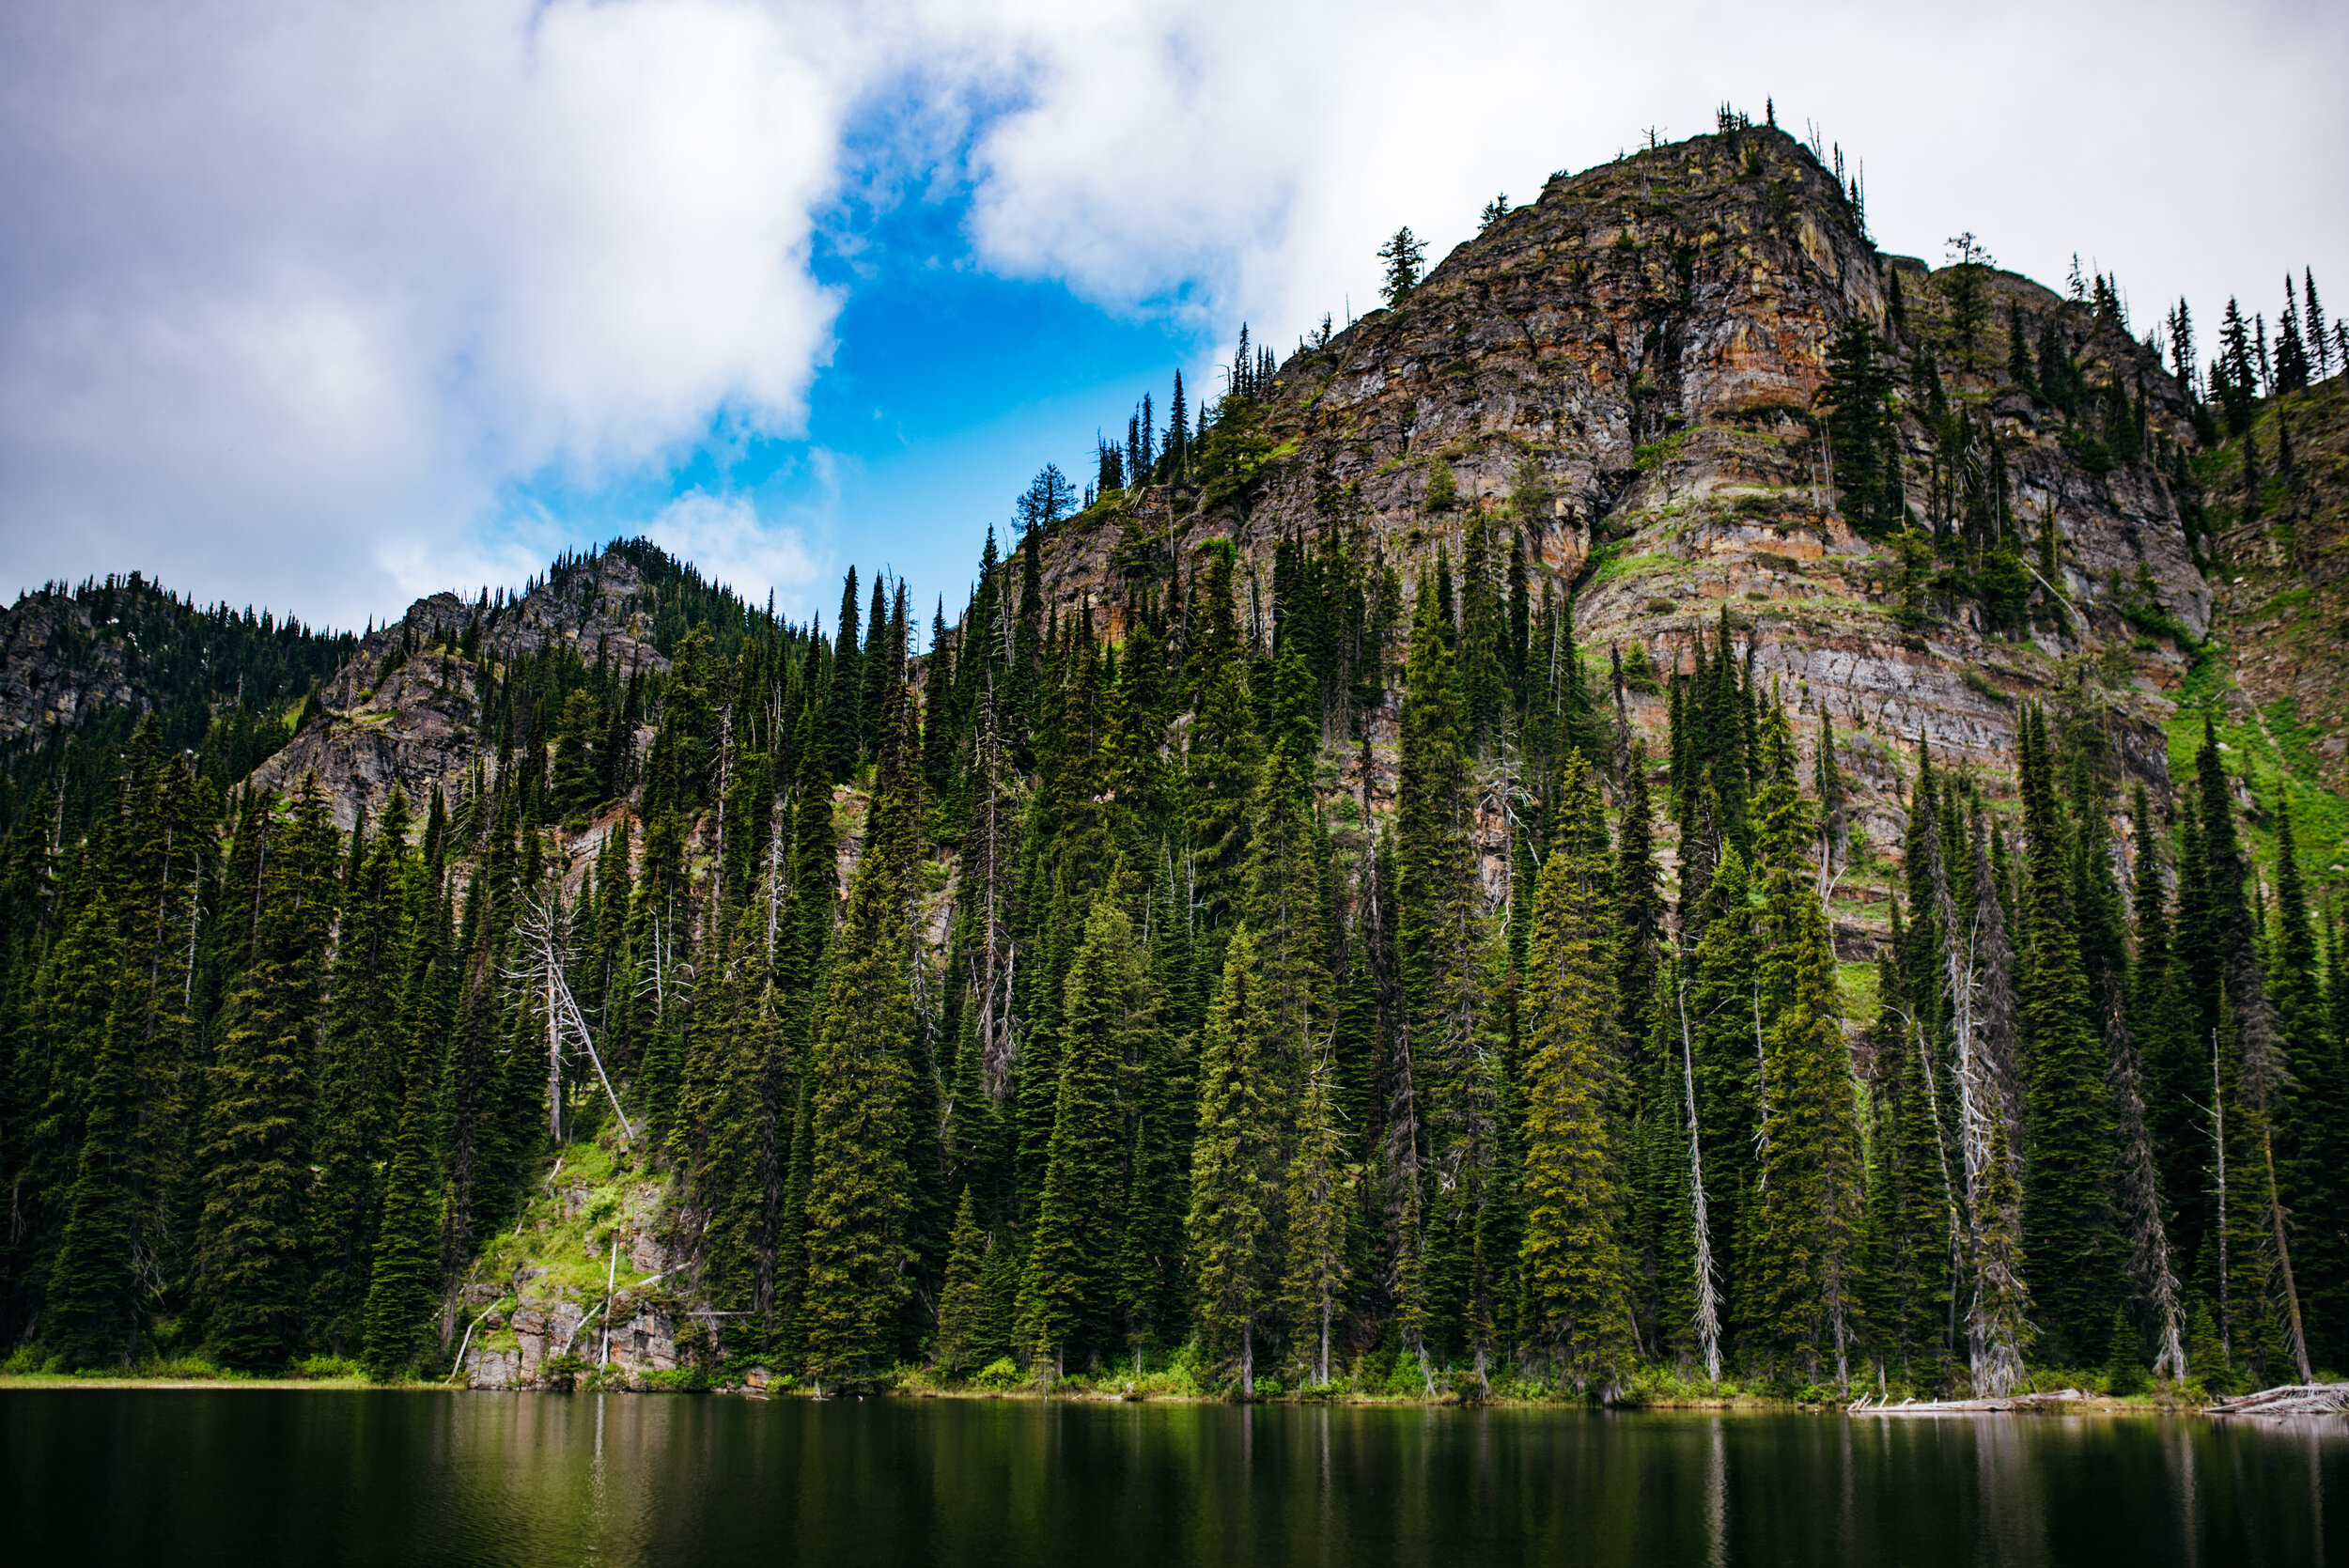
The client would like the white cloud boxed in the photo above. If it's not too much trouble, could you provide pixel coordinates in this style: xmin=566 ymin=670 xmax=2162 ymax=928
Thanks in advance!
xmin=4 ymin=0 xmax=2341 ymax=629
xmin=646 ymin=490 xmax=824 ymax=609
xmin=957 ymin=0 xmax=2346 ymax=383
xmin=0 ymin=0 xmax=862 ymax=626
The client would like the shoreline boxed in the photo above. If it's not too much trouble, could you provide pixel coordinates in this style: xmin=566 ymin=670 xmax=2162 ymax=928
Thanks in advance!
xmin=0 ymin=1373 xmax=2225 ymax=1416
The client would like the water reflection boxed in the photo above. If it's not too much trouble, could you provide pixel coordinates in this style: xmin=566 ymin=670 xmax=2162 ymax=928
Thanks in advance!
xmin=6 ymin=1390 xmax=2340 ymax=1567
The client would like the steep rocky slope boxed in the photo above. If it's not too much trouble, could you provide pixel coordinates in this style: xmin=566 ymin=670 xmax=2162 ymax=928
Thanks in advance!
xmin=2199 ymin=376 xmax=2349 ymax=781
xmin=1034 ymin=124 xmax=2215 ymax=910
xmin=0 ymin=593 xmax=138 ymax=748
xmin=0 ymin=576 xmax=350 ymax=757
xmin=250 ymin=548 xmax=674 ymax=829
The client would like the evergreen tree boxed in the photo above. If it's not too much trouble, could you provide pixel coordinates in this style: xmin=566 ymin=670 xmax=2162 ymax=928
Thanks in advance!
xmin=361 ymin=877 xmax=455 ymax=1377
xmin=196 ymin=775 xmax=340 ymax=1369
xmin=1517 ymin=755 xmax=1633 ymax=1388
xmin=1377 ymin=227 xmax=1427 ymax=304
xmin=933 ymin=1188 xmax=1003 ymax=1375
xmin=1745 ymin=710 xmax=1862 ymax=1390
xmin=305 ymin=788 xmax=414 ymax=1356
xmin=1280 ymin=1039 xmax=1349 ymax=1388
xmin=2016 ymin=706 xmax=2116 ymax=1363
xmin=800 ymin=661 xmax=923 ymax=1389
xmin=1188 ymin=932 xmax=1281 ymax=1394
xmin=1015 ymin=898 xmax=1153 ymax=1374
xmin=827 ymin=570 xmax=863 ymax=782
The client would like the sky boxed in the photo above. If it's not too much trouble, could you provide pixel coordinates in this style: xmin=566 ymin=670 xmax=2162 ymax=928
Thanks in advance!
xmin=2 ymin=0 xmax=2341 ymax=637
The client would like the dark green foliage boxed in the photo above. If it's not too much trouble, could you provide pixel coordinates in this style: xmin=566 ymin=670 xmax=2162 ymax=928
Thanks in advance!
xmin=1187 ymin=931 xmax=1281 ymax=1392
xmin=305 ymin=790 xmax=413 ymax=1357
xmin=2015 ymin=706 xmax=2116 ymax=1362
xmin=1517 ymin=756 xmax=1631 ymax=1386
xmin=1015 ymin=899 xmax=1155 ymax=1373
xmin=1821 ymin=320 xmax=1903 ymax=536
xmin=16 ymin=476 xmax=2349 ymax=1405
xmin=196 ymin=776 xmax=341 ymax=1369
xmin=1377 ymin=227 xmax=1426 ymax=304
xmin=800 ymin=661 xmax=922 ymax=1390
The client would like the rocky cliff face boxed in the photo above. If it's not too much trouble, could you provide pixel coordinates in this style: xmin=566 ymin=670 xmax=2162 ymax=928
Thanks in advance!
xmin=251 ymin=549 xmax=672 ymax=829
xmin=0 ymin=592 xmax=140 ymax=751
xmin=454 ymin=1145 xmax=692 ymax=1392
xmin=1034 ymin=125 xmax=2214 ymax=892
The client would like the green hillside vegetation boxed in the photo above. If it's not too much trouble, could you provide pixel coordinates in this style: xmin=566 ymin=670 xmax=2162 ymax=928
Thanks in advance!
xmin=4 ymin=160 xmax=2348 ymax=1408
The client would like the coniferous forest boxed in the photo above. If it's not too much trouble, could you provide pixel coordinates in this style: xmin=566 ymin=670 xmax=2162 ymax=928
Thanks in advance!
xmin=6 ymin=491 xmax=2344 ymax=1405
xmin=4 ymin=147 xmax=2348 ymax=1401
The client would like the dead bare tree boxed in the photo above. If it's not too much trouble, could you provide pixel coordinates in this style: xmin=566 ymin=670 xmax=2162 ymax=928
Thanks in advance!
xmin=514 ymin=893 xmax=636 ymax=1146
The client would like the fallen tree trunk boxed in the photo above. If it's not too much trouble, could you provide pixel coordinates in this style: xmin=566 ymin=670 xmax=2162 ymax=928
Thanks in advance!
xmin=1857 ymin=1389 xmax=2092 ymax=1416
xmin=2208 ymin=1383 xmax=2349 ymax=1418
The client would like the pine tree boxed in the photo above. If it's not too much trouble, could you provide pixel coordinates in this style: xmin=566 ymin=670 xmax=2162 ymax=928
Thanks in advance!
xmin=1745 ymin=710 xmax=1862 ymax=1391
xmin=932 ymin=1188 xmax=997 ymax=1376
xmin=196 ymin=774 xmax=340 ymax=1369
xmin=1823 ymin=324 xmax=1900 ymax=539
xmin=2267 ymin=796 xmax=2341 ymax=1365
xmin=1281 ymin=1038 xmax=1349 ymax=1388
xmin=1377 ymin=227 xmax=1427 ymax=303
xmin=305 ymin=788 xmax=414 ymax=1357
xmin=827 ymin=570 xmax=863 ymax=782
xmin=1187 ymin=932 xmax=1281 ymax=1395
xmin=800 ymin=661 xmax=923 ymax=1389
xmin=1015 ymin=898 xmax=1151 ymax=1374
xmin=1517 ymin=754 xmax=1633 ymax=1388
xmin=42 ymin=732 xmax=207 ymax=1367
xmin=361 ymin=877 xmax=455 ymax=1377
xmin=2015 ymin=706 xmax=2115 ymax=1363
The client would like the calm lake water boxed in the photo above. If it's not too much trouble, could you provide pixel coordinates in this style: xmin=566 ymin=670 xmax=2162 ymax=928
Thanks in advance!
xmin=4 ymin=1389 xmax=2339 ymax=1567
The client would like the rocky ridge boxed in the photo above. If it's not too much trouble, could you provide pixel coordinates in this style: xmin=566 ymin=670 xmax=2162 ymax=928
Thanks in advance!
xmin=251 ymin=550 xmax=672 ymax=830
xmin=0 ymin=591 xmax=141 ymax=751
xmin=1034 ymin=124 xmax=2216 ymax=906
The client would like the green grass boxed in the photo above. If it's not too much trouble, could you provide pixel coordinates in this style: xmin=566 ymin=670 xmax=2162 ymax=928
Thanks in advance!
xmin=470 ymin=1138 xmax=666 ymax=1303
xmin=1837 ymin=960 xmax=1882 ymax=1027
xmin=1587 ymin=551 xmax=1683 ymax=589
xmin=2164 ymin=653 xmax=2349 ymax=900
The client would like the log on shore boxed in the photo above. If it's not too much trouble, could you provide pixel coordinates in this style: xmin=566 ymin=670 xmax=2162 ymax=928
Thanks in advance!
xmin=1854 ymin=1389 xmax=2092 ymax=1416
xmin=2207 ymin=1383 xmax=2349 ymax=1418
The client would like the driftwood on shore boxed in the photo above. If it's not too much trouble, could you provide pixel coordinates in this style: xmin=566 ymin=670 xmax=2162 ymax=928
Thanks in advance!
xmin=1851 ymin=1389 xmax=2097 ymax=1416
xmin=1845 ymin=1381 xmax=2349 ymax=1418
xmin=2206 ymin=1383 xmax=2349 ymax=1418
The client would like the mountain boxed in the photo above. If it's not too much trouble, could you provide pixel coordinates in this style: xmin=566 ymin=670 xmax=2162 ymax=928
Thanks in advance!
xmin=0 ymin=574 xmax=352 ymax=833
xmin=1038 ymin=123 xmax=2206 ymax=854
xmin=5 ymin=118 xmax=2345 ymax=1404
xmin=247 ymin=545 xmax=679 ymax=830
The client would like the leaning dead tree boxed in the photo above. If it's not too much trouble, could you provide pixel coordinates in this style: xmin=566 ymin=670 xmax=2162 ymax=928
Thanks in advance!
xmin=1936 ymin=811 xmax=2030 ymax=1399
xmin=514 ymin=893 xmax=636 ymax=1146
xmin=1675 ymin=965 xmax=1722 ymax=1383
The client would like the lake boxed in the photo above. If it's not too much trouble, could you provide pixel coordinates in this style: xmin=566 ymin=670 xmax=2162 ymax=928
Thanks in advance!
xmin=4 ymin=1389 xmax=2337 ymax=1566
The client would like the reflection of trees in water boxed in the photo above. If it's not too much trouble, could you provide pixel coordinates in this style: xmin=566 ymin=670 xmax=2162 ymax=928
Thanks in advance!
xmin=39 ymin=1393 xmax=2339 ymax=1566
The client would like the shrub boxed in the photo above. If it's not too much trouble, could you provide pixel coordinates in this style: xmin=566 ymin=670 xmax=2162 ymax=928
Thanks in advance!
xmin=973 ymin=1357 xmax=1022 ymax=1391
xmin=290 ymin=1355 xmax=365 ymax=1381
xmin=635 ymin=1367 xmax=706 ymax=1393
xmin=542 ymin=1353 xmax=588 ymax=1391
xmin=1424 ymin=461 xmax=1459 ymax=513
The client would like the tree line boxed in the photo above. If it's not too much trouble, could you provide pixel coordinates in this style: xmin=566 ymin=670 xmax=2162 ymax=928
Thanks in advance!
xmin=5 ymin=495 xmax=2340 ymax=1399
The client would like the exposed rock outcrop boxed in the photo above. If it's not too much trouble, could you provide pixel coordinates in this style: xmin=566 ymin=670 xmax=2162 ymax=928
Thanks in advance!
xmin=0 ymin=591 xmax=139 ymax=751
xmin=1034 ymin=124 xmax=2211 ymax=857
xmin=252 ymin=550 xmax=671 ymax=828
xmin=456 ymin=1146 xmax=692 ymax=1391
